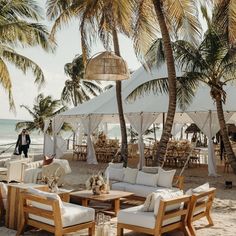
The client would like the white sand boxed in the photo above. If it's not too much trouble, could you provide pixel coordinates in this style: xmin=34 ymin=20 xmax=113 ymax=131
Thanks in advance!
xmin=1 ymin=156 xmax=236 ymax=235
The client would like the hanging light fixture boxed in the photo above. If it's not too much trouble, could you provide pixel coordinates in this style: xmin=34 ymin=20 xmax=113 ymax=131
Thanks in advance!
xmin=84 ymin=51 xmax=130 ymax=81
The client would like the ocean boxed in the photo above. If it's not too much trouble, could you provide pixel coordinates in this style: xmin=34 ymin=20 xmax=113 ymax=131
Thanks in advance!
xmin=0 ymin=119 xmax=44 ymax=156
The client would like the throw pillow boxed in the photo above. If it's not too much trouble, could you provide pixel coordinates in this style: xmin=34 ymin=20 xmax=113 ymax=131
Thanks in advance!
xmin=43 ymin=155 xmax=54 ymax=166
xmin=123 ymin=167 xmax=138 ymax=184
xmin=157 ymin=168 xmax=176 ymax=188
xmin=142 ymin=166 xmax=160 ymax=174
xmin=27 ymin=187 xmax=65 ymax=213
xmin=136 ymin=171 xmax=158 ymax=187
xmin=154 ymin=190 xmax=183 ymax=216
xmin=193 ymin=182 xmax=210 ymax=193
xmin=0 ymin=182 xmax=8 ymax=199
xmin=108 ymin=168 xmax=124 ymax=182
xmin=142 ymin=192 xmax=159 ymax=212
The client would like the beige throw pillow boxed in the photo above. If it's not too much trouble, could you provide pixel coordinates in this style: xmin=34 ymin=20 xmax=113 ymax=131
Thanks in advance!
xmin=157 ymin=168 xmax=176 ymax=188
xmin=142 ymin=192 xmax=159 ymax=212
xmin=123 ymin=167 xmax=138 ymax=184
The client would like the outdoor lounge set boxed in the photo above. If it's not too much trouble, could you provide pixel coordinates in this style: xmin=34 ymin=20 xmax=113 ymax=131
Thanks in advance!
xmin=0 ymin=162 xmax=216 ymax=236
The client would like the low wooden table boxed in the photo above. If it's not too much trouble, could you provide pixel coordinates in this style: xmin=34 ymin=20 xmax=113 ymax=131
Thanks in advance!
xmin=5 ymin=183 xmax=48 ymax=230
xmin=70 ymin=190 xmax=133 ymax=216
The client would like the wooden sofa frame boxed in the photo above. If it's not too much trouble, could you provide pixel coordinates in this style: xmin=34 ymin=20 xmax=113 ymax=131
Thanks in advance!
xmin=188 ymin=187 xmax=216 ymax=236
xmin=16 ymin=192 xmax=95 ymax=236
xmin=0 ymin=186 xmax=5 ymax=221
xmin=117 ymin=195 xmax=192 ymax=236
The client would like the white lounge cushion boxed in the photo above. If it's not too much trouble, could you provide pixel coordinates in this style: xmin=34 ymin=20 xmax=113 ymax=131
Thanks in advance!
xmin=29 ymin=202 xmax=95 ymax=227
xmin=154 ymin=190 xmax=183 ymax=216
xmin=118 ymin=205 xmax=181 ymax=229
xmin=111 ymin=182 xmax=127 ymax=191
xmin=27 ymin=187 xmax=65 ymax=213
xmin=157 ymin=168 xmax=176 ymax=188
xmin=136 ymin=171 xmax=158 ymax=187
xmin=127 ymin=184 xmax=162 ymax=198
xmin=123 ymin=167 xmax=138 ymax=184
xmin=108 ymin=168 xmax=124 ymax=182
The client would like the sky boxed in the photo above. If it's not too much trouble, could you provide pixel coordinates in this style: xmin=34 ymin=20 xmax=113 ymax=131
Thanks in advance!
xmin=0 ymin=3 xmax=141 ymax=120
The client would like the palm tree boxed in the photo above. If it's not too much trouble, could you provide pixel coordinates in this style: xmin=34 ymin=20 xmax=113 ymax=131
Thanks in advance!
xmin=62 ymin=54 xmax=102 ymax=107
xmin=132 ymin=0 xmax=201 ymax=164
xmin=46 ymin=0 xmax=135 ymax=166
xmin=0 ymin=0 xmax=54 ymax=109
xmin=16 ymin=93 xmax=67 ymax=134
xmin=172 ymin=30 xmax=236 ymax=173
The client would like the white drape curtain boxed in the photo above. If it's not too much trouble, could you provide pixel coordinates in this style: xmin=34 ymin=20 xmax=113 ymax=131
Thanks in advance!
xmin=126 ymin=113 xmax=159 ymax=169
xmin=188 ymin=111 xmax=233 ymax=176
xmin=44 ymin=134 xmax=54 ymax=156
xmin=43 ymin=119 xmax=51 ymax=155
xmin=171 ymin=123 xmax=184 ymax=139
xmin=80 ymin=115 xmax=103 ymax=164
xmin=52 ymin=116 xmax=65 ymax=157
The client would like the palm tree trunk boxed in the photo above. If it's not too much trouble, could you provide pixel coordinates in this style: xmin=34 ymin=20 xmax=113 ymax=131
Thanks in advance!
xmin=112 ymin=28 xmax=128 ymax=167
xmin=152 ymin=0 xmax=177 ymax=165
xmin=215 ymin=98 xmax=236 ymax=174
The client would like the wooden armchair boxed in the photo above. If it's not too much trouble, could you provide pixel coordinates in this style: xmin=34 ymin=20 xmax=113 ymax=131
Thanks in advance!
xmin=0 ymin=182 xmax=7 ymax=221
xmin=17 ymin=191 xmax=95 ymax=236
xmin=187 ymin=188 xmax=216 ymax=236
xmin=117 ymin=195 xmax=192 ymax=236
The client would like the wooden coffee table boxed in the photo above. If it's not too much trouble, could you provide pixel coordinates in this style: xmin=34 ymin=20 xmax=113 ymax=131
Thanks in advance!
xmin=70 ymin=190 xmax=133 ymax=216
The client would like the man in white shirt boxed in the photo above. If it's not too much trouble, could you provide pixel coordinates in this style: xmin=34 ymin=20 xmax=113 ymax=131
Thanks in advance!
xmin=15 ymin=129 xmax=31 ymax=157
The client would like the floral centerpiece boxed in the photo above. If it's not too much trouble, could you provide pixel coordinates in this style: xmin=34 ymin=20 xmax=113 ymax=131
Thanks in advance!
xmin=86 ymin=174 xmax=107 ymax=195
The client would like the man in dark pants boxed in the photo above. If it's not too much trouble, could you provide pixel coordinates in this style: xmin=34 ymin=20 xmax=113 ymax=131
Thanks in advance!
xmin=15 ymin=129 xmax=31 ymax=157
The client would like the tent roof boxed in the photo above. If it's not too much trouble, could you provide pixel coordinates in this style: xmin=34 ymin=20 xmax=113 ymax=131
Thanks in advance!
xmin=60 ymin=64 xmax=236 ymax=123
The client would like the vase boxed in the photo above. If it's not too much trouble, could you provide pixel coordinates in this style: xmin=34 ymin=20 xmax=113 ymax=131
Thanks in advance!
xmin=92 ymin=186 xmax=101 ymax=195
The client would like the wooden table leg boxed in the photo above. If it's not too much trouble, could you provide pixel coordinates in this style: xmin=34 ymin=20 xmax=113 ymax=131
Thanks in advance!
xmin=82 ymin=199 xmax=89 ymax=207
xmin=114 ymin=199 xmax=120 ymax=216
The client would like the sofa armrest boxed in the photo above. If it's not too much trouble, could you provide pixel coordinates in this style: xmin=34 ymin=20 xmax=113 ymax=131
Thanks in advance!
xmin=173 ymin=175 xmax=184 ymax=190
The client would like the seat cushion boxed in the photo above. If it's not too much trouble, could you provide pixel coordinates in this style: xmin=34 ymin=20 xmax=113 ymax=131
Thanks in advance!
xmin=111 ymin=182 xmax=127 ymax=191
xmin=29 ymin=202 xmax=95 ymax=227
xmin=118 ymin=205 xmax=156 ymax=229
xmin=118 ymin=205 xmax=181 ymax=229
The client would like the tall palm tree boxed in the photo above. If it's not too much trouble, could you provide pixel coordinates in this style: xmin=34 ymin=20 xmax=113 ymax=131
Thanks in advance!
xmin=0 ymin=0 xmax=54 ymax=109
xmin=46 ymin=0 xmax=135 ymax=166
xmin=173 ymin=32 xmax=236 ymax=173
xmin=16 ymin=93 xmax=67 ymax=133
xmin=132 ymin=0 xmax=201 ymax=164
xmin=62 ymin=54 xmax=102 ymax=107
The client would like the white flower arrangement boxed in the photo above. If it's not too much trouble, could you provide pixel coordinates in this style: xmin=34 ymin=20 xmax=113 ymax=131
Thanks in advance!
xmin=86 ymin=174 xmax=106 ymax=195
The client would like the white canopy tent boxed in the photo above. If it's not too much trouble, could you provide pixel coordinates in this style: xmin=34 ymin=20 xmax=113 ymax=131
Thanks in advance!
xmin=59 ymin=65 xmax=236 ymax=176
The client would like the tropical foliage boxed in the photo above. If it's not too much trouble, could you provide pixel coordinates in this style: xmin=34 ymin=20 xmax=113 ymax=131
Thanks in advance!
xmin=62 ymin=54 xmax=102 ymax=107
xmin=16 ymin=93 xmax=67 ymax=133
xmin=0 ymin=0 xmax=53 ymax=109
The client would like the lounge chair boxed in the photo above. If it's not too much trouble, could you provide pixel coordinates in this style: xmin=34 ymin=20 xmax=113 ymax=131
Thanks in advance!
xmin=187 ymin=188 xmax=216 ymax=236
xmin=117 ymin=195 xmax=191 ymax=236
xmin=17 ymin=189 xmax=95 ymax=236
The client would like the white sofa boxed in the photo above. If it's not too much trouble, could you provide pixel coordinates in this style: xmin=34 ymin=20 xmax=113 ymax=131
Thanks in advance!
xmin=106 ymin=163 xmax=182 ymax=199
xmin=23 ymin=159 xmax=72 ymax=185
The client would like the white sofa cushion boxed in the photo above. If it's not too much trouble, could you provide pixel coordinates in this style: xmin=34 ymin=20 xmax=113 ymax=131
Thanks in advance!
xmin=118 ymin=205 xmax=181 ymax=229
xmin=108 ymin=168 xmax=124 ymax=182
xmin=136 ymin=171 xmax=158 ymax=187
xmin=157 ymin=168 xmax=176 ymax=188
xmin=27 ymin=187 xmax=65 ymax=213
xmin=127 ymin=184 xmax=162 ymax=198
xmin=111 ymin=182 xmax=127 ymax=191
xmin=123 ymin=167 xmax=138 ymax=184
xmin=186 ymin=183 xmax=210 ymax=203
xmin=29 ymin=202 xmax=95 ymax=227
xmin=154 ymin=190 xmax=183 ymax=216
xmin=142 ymin=166 xmax=159 ymax=174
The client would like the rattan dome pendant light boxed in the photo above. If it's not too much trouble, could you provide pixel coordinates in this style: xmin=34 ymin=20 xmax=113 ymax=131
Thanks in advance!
xmin=84 ymin=51 xmax=130 ymax=81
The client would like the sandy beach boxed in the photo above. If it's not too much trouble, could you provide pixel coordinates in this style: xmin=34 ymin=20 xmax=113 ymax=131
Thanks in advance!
xmin=1 ymin=155 xmax=236 ymax=236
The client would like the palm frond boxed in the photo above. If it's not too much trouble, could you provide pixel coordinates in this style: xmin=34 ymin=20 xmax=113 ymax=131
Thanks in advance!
xmin=0 ymin=58 xmax=15 ymax=109
xmin=15 ymin=121 xmax=35 ymax=131
xmin=2 ymin=48 xmax=45 ymax=86
xmin=133 ymin=0 xmax=159 ymax=62
xmin=20 ymin=105 xmax=38 ymax=119
xmin=164 ymin=0 xmax=201 ymax=45
xmin=127 ymin=78 xmax=168 ymax=102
